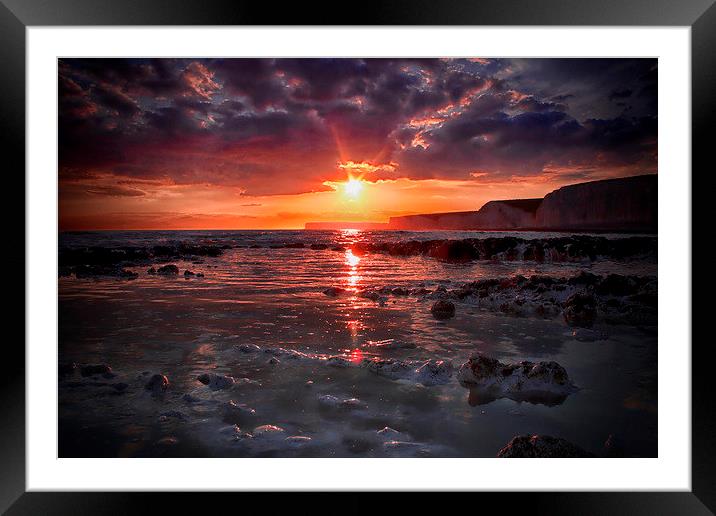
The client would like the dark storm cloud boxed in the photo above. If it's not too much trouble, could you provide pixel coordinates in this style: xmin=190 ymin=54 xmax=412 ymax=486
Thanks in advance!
xmin=609 ymin=88 xmax=633 ymax=101
xmin=85 ymin=185 xmax=146 ymax=197
xmin=58 ymin=57 xmax=658 ymax=195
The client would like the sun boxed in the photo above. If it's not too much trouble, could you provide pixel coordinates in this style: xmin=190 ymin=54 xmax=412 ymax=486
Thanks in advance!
xmin=344 ymin=178 xmax=364 ymax=199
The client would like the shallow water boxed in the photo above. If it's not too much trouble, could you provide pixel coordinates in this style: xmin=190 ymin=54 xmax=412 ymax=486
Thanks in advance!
xmin=58 ymin=230 xmax=657 ymax=457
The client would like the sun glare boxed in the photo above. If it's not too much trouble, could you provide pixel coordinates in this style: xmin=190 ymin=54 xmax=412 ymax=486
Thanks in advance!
xmin=344 ymin=178 xmax=364 ymax=199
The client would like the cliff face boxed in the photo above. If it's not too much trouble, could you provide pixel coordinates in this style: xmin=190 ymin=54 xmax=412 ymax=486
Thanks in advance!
xmin=475 ymin=199 xmax=542 ymax=229
xmin=535 ymin=175 xmax=657 ymax=232
xmin=389 ymin=211 xmax=482 ymax=230
xmin=388 ymin=200 xmax=541 ymax=230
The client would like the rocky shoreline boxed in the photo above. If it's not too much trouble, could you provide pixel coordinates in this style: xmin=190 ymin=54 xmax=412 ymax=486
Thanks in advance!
xmin=324 ymin=271 xmax=657 ymax=328
xmin=58 ymin=231 xmax=657 ymax=458
xmin=59 ymin=342 xmax=596 ymax=457
xmin=349 ymin=235 xmax=656 ymax=263
xmin=58 ymin=235 xmax=656 ymax=279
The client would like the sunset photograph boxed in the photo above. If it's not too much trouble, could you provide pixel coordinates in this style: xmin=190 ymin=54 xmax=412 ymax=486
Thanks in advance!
xmin=57 ymin=57 xmax=658 ymax=458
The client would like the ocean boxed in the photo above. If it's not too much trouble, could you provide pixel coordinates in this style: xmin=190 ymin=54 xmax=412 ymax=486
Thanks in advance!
xmin=58 ymin=230 xmax=657 ymax=457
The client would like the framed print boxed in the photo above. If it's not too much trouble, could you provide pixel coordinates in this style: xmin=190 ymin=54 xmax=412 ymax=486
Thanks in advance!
xmin=3 ymin=0 xmax=713 ymax=513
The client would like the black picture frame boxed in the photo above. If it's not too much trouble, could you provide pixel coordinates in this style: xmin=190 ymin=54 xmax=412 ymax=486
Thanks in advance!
xmin=2 ymin=0 xmax=712 ymax=513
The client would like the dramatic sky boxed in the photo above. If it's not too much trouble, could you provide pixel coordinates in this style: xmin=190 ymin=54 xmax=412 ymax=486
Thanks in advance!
xmin=58 ymin=58 xmax=657 ymax=230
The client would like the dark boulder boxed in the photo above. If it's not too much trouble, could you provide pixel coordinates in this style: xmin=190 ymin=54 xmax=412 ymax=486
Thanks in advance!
xmin=430 ymin=300 xmax=456 ymax=320
xmin=596 ymin=274 xmax=638 ymax=296
xmin=157 ymin=264 xmax=179 ymax=275
xmin=567 ymin=271 xmax=600 ymax=287
xmin=427 ymin=240 xmax=479 ymax=262
xmin=563 ymin=292 xmax=597 ymax=327
xmin=323 ymin=286 xmax=346 ymax=297
xmin=498 ymin=435 xmax=593 ymax=457
xmin=145 ymin=374 xmax=169 ymax=393
xmin=74 ymin=265 xmax=138 ymax=279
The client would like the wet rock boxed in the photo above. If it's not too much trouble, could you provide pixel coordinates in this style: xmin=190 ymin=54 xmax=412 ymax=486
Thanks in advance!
xmin=310 ymin=243 xmax=328 ymax=250
xmin=497 ymin=435 xmax=593 ymax=458
xmin=144 ymin=373 xmax=169 ymax=394
xmin=219 ymin=424 xmax=246 ymax=441
xmin=284 ymin=242 xmax=305 ymax=249
xmin=596 ymin=274 xmax=638 ymax=296
xmin=269 ymin=348 xmax=308 ymax=361
xmin=156 ymin=264 xmax=179 ymax=275
xmin=371 ymin=339 xmax=416 ymax=350
xmin=317 ymin=394 xmax=366 ymax=410
xmin=184 ymin=270 xmax=195 ymax=277
xmin=325 ymin=356 xmax=351 ymax=368
xmin=346 ymin=236 xmax=656 ymax=264
xmin=147 ymin=267 xmax=157 ymax=275
xmin=391 ymin=287 xmax=410 ymax=296
xmin=196 ymin=273 xmax=205 ymax=278
xmin=267 ymin=357 xmax=280 ymax=365
xmin=197 ymin=372 xmax=236 ymax=390
xmin=360 ymin=358 xmax=414 ymax=381
xmin=323 ymin=286 xmax=346 ymax=297
xmin=457 ymin=353 xmax=576 ymax=399
xmin=80 ymin=364 xmax=112 ymax=377
xmin=383 ymin=441 xmax=431 ymax=456
xmin=563 ymin=292 xmax=597 ymax=327
xmin=427 ymin=240 xmax=479 ymax=262
xmin=252 ymin=425 xmax=286 ymax=438
xmin=376 ymin=427 xmax=403 ymax=440
xmin=430 ymin=300 xmax=456 ymax=320
xmin=317 ymin=394 xmax=341 ymax=407
xmin=237 ymin=343 xmax=261 ymax=353
xmin=414 ymin=360 xmax=454 ymax=386
xmin=73 ymin=264 xmax=139 ymax=279
xmin=360 ymin=290 xmax=383 ymax=302
xmin=285 ymin=435 xmax=312 ymax=446
xmin=567 ymin=271 xmax=600 ymax=287
xmin=111 ymin=382 xmax=129 ymax=392
xmin=222 ymin=400 xmax=256 ymax=424
xmin=341 ymin=398 xmax=368 ymax=410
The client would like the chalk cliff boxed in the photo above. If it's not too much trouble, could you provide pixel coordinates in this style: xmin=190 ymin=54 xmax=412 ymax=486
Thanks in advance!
xmin=389 ymin=199 xmax=541 ymax=230
xmin=473 ymin=199 xmax=542 ymax=229
xmin=535 ymin=175 xmax=657 ymax=232
xmin=388 ymin=211 xmax=482 ymax=230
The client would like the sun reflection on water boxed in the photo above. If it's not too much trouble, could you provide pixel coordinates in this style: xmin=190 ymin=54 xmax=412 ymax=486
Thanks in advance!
xmin=344 ymin=248 xmax=362 ymax=291
xmin=345 ymin=249 xmax=360 ymax=267
xmin=348 ymin=347 xmax=364 ymax=363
